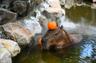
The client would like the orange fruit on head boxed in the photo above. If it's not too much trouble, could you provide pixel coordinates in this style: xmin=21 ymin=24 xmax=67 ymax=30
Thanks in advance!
xmin=48 ymin=21 xmax=57 ymax=30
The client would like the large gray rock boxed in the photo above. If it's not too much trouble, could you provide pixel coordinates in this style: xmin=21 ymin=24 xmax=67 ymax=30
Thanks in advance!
xmin=3 ymin=17 xmax=42 ymax=45
xmin=39 ymin=0 xmax=65 ymax=15
xmin=2 ymin=22 xmax=33 ymax=45
xmin=0 ymin=8 xmax=17 ymax=25
xmin=36 ymin=0 xmax=65 ymax=23
xmin=10 ymin=1 xmax=28 ymax=17
xmin=0 ymin=0 xmax=43 ymax=18
xmin=21 ymin=17 xmax=42 ymax=36
xmin=0 ymin=0 xmax=14 ymax=9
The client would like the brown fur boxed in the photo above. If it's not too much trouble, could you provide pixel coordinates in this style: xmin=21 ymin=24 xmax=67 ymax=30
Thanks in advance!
xmin=41 ymin=28 xmax=73 ymax=49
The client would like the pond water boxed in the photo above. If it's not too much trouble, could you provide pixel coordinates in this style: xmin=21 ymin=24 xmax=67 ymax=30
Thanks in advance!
xmin=13 ymin=5 xmax=96 ymax=63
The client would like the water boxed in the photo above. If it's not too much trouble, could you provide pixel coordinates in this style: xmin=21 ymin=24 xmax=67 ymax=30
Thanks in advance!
xmin=13 ymin=5 xmax=96 ymax=63
xmin=12 ymin=37 xmax=96 ymax=63
xmin=65 ymin=5 xmax=96 ymax=25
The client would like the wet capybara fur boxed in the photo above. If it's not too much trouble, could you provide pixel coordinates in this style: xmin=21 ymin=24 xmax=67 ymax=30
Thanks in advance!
xmin=41 ymin=27 xmax=73 ymax=50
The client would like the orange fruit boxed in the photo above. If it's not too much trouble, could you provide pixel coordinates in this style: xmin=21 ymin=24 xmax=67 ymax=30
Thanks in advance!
xmin=48 ymin=21 xmax=57 ymax=30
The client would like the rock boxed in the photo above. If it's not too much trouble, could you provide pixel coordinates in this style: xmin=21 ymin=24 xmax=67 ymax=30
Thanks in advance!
xmin=31 ymin=0 xmax=43 ymax=6
xmin=0 ymin=0 xmax=43 ymax=19
xmin=10 ymin=1 xmax=28 ymax=17
xmin=46 ymin=0 xmax=61 ymax=8
xmin=38 ymin=1 xmax=49 ymax=12
xmin=74 ymin=0 xmax=83 ymax=4
xmin=22 ymin=17 xmax=42 ymax=36
xmin=91 ymin=3 xmax=96 ymax=9
xmin=93 ymin=0 xmax=96 ymax=3
xmin=42 ymin=0 xmax=65 ymax=14
xmin=0 ymin=8 xmax=17 ymax=25
xmin=41 ymin=10 xmax=65 ymax=22
xmin=38 ymin=16 xmax=48 ymax=29
xmin=39 ymin=0 xmax=65 ymax=21
xmin=0 ymin=26 xmax=6 ymax=39
xmin=60 ymin=0 xmax=83 ymax=8
xmin=0 ymin=39 xmax=21 ymax=57
xmin=38 ymin=16 xmax=48 ymax=35
xmin=0 ymin=0 xmax=14 ymax=9
xmin=0 ymin=45 xmax=12 ymax=63
xmin=2 ymin=17 xmax=42 ymax=45
xmin=2 ymin=22 xmax=33 ymax=45
xmin=0 ymin=0 xmax=33 ymax=18
xmin=64 ymin=0 xmax=75 ymax=9
xmin=59 ymin=0 xmax=65 ymax=5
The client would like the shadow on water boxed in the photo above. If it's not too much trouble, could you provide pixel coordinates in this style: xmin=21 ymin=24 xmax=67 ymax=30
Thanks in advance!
xmin=13 ymin=5 xmax=96 ymax=63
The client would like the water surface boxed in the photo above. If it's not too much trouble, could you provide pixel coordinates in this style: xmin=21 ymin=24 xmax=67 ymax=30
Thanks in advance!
xmin=13 ymin=5 xmax=96 ymax=63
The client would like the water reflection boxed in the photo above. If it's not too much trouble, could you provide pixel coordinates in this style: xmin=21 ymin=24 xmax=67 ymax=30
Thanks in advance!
xmin=80 ymin=40 xmax=93 ymax=58
xmin=65 ymin=6 xmax=96 ymax=26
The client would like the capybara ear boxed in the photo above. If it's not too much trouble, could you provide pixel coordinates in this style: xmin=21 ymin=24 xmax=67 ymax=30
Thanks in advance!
xmin=60 ymin=25 xmax=63 ymax=29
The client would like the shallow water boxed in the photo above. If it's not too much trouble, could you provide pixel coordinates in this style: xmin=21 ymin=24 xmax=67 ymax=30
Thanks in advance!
xmin=13 ymin=5 xmax=96 ymax=63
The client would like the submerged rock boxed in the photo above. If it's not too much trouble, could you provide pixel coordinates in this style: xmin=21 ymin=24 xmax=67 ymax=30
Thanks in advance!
xmin=0 ymin=39 xmax=21 ymax=57
xmin=0 ymin=8 xmax=17 ymax=25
